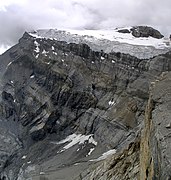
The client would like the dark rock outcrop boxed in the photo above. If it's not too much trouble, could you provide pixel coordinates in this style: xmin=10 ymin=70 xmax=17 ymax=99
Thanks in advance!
xmin=131 ymin=26 xmax=164 ymax=39
xmin=117 ymin=29 xmax=130 ymax=34
xmin=117 ymin=26 xmax=164 ymax=39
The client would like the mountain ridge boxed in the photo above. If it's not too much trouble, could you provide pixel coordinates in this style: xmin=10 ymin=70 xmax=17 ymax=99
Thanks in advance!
xmin=0 ymin=26 xmax=171 ymax=179
xmin=28 ymin=26 xmax=170 ymax=59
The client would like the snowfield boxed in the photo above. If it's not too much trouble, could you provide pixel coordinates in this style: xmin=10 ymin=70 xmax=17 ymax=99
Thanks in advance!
xmin=59 ymin=28 xmax=170 ymax=49
xmin=29 ymin=27 xmax=171 ymax=59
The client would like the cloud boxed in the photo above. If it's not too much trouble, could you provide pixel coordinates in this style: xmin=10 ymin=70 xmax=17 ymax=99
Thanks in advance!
xmin=0 ymin=0 xmax=171 ymax=49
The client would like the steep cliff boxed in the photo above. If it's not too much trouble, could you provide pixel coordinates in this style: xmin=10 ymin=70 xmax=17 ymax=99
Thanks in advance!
xmin=77 ymin=61 xmax=171 ymax=180
xmin=0 ymin=28 xmax=170 ymax=180
xmin=140 ymin=71 xmax=171 ymax=180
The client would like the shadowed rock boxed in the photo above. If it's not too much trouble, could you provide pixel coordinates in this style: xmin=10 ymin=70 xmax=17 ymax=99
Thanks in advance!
xmin=131 ymin=26 xmax=164 ymax=39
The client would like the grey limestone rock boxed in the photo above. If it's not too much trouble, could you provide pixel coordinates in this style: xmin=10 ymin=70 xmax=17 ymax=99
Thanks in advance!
xmin=0 ymin=30 xmax=170 ymax=179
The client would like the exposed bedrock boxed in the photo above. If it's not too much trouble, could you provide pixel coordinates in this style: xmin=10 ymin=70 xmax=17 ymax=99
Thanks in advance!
xmin=0 ymin=32 xmax=170 ymax=179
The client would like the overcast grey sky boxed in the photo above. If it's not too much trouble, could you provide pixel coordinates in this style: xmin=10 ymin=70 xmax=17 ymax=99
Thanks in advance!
xmin=0 ymin=0 xmax=171 ymax=50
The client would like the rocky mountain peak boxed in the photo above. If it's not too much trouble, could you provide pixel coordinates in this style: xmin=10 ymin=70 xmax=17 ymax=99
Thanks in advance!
xmin=0 ymin=26 xmax=171 ymax=179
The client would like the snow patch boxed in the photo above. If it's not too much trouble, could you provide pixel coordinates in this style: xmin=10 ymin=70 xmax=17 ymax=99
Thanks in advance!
xmin=30 ymin=75 xmax=35 ymax=78
xmin=45 ymin=62 xmax=50 ymax=65
xmin=34 ymin=41 xmax=40 ymax=53
xmin=35 ymin=54 xmax=39 ymax=59
xmin=53 ymin=133 xmax=97 ymax=153
xmin=88 ymin=136 xmax=97 ymax=146
xmin=7 ymin=61 xmax=13 ymax=67
xmin=42 ymin=49 xmax=48 ymax=55
xmin=53 ymin=52 xmax=58 ymax=55
xmin=109 ymin=100 xmax=115 ymax=106
xmin=87 ymin=148 xmax=95 ymax=156
xmin=74 ymin=163 xmax=80 ymax=166
xmin=90 ymin=149 xmax=116 ymax=162
xmin=22 ymin=155 xmax=27 ymax=159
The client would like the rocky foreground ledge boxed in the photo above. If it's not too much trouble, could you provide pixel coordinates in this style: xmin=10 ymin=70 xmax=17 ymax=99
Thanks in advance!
xmin=0 ymin=27 xmax=170 ymax=179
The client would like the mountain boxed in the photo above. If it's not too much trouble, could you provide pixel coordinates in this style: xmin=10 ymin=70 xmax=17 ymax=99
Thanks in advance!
xmin=0 ymin=26 xmax=171 ymax=180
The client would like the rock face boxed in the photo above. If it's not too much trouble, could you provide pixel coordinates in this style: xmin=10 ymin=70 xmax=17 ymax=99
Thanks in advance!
xmin=117 ymin=29 xmax=130 ymax=34
xmin=140 ymin=71 xmax=171 ymax=180
xmin=0 ymin=29 xmax=170 ymax=180
xmin=117 ymin=26 xmax=164 ymax=39
xmin=131 ymin=26 xmax=164 ymax=39
xmin=76 ymin=70 xmax=171 ymax=180
xmin=78 ymin=139 xmax=140 ymax=180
